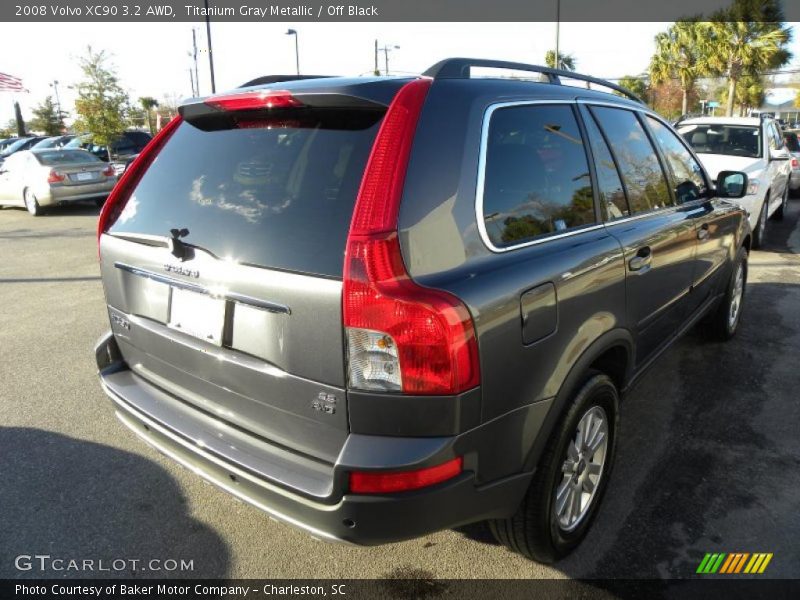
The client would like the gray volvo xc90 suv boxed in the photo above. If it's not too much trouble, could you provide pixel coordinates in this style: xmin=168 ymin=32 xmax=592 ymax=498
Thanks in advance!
xmin=95 ymin=58 xmax=751 ymax=562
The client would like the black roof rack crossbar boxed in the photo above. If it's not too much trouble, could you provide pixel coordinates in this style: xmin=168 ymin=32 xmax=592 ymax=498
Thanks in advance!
xmin=422 ymin=58 xmax=644 ymax=104
xmin=239 ymin=75 xmax=335 ymax=88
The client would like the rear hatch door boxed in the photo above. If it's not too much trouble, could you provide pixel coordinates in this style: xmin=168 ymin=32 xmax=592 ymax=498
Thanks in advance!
xmin=99 ymin=80 xmax=405 ymax=466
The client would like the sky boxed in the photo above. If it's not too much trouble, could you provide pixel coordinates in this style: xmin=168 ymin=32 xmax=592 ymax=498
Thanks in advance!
xmin=1 ymin=21 xmax=799 ymax=127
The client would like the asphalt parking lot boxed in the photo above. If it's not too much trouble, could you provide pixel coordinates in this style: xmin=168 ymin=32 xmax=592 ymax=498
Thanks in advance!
xmin=1 ymin=199 xmax=799 ymax=581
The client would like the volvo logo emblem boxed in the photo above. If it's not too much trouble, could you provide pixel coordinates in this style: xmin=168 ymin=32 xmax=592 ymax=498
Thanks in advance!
xmin=164 ymin=264 xmax=200 ymax=278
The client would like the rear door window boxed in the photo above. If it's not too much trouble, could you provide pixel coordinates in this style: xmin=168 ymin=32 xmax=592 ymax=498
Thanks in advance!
xmin=481 ymin=104 xmax=596 ymax=248
xmin=108 ymin=109 xmax=383 ymax=278
xmin=591 ymin=107 xmax=672 ymax=214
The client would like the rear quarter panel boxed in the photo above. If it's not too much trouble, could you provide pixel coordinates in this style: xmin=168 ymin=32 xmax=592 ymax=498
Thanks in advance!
xmin=398 ymin=80 xmax=629 ymax=433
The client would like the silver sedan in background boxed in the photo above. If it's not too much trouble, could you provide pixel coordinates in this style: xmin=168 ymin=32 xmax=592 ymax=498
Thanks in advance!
xmin=0 ymin=148 xmax=117 ymax=216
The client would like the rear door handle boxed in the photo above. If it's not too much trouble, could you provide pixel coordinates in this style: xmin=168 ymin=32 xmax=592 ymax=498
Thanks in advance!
xmin=697 ymin=223 xmax=710 ymax=240
xmin=628 ymin=246 xmax=652 ymax=272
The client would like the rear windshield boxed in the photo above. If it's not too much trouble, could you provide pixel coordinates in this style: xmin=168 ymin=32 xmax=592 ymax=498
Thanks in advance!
xmin=677 ymin=124 xmax=761 ymax=158
xmin=35 ymin=150 xmax=102 ymax=165
xmin=109 ymin=110 xmax=383 ymax=277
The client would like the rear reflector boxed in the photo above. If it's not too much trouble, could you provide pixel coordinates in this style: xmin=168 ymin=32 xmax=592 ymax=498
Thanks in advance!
xmin=204 ymin=90 xmax=304 ymax=112
xmin=97 ymin=115 xmax=182 ymax=248
xmin=343 ymin=78 xmax=480 ymax=395
xmin=348 ymin=457 xmax=463 ymax=494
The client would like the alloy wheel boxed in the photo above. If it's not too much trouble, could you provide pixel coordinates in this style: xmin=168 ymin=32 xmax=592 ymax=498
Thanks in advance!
xmin=554 ymin=406 xmax=608 ymax=532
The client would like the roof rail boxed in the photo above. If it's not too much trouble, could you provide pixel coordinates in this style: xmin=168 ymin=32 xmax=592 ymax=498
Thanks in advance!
xmin=422 ymin=58 xmax=644 ymax=105
xmin=238 ymin=75 xmax=335 ymax=88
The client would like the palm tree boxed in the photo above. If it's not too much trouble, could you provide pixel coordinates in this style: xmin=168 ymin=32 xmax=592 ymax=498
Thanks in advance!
xmin=139 ymin=96 xmax=159 ymax=135
xmin=649 ymin=19 xmax=707 ymax=116
xmin=703 ymin=0 xmax=791 ymax=116
xmin=545 ymin=50 xmax=576 ymax=71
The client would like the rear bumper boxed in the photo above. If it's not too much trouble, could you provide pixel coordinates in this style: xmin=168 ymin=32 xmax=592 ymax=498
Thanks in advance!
xmin=95 ymin=332 xmax=533 ymax=545
xmin=38 ymin=182 xmax=114 ymax=205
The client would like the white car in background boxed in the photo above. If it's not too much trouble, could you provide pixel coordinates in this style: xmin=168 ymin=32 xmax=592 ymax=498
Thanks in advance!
xmin=677 ymin=116 xmax=792 ymax=248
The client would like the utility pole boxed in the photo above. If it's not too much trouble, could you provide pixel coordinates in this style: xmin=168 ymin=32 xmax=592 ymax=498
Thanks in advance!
xmin=554 ymin=0 xmax=560 ymax=69
xmin=49 ymin=80 xmax=63 ymax=129
xmin=191 ymin=27 xmax=200 ymax=95
xmin=189 ymin=68 xmax=196 ymax=97
xmin=379 ymin=44 xmax=399 ymax=76
xmin=286 ymin=29 xmax=299 ymax=76
xmin=374 ymin=40 xmax=379 ymax=75
xmin=204 ymin=0 xmax=216 ymax=93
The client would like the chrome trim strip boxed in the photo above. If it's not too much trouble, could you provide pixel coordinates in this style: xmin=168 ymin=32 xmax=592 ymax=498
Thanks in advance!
xmin=475 ymin=100 xmax=606 ymax=253
xmin=474 ymin=99 xmax=713 ymax=251
xmin=114 ymin=262 xmax=291 ymax=315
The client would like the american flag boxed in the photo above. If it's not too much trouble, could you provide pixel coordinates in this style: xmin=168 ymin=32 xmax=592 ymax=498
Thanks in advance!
xmin=0 ymin=72 xmax=24 ymax=92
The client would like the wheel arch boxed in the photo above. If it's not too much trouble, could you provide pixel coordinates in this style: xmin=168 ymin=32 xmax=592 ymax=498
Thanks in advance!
xmin=522 ymin=328 xmax=632 ymax=472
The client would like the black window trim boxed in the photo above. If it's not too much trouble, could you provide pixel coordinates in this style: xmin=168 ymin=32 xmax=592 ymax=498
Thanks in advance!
xmin=474 ymin=99 xmax=605 ymax=253
xmin=579 ymin=100 xmax=710 ymax=226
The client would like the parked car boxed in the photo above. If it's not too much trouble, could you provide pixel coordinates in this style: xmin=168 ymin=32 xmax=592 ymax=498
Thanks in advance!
xmin=0 ymin=148 xmax=116 ymax=215
xmin=94 ymin=59 xmax=751 ymax=563
xmin=65 ymin=130 xmax=152 ymax=176
xmin=31 ymin=135 xmax=76 ymax=150
xmin=0 ymin=137 xmax=19 ymax=153
xmin=0 ymin=136 xmax=47 ymax=162
xmin=783 ymin=129 xmax=800 ymax=197
xmin=677 ymin=116 xmax=792 ymax=247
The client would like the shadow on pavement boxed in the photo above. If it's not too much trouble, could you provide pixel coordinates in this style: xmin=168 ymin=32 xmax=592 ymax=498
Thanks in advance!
xmin=0 ymin=427 xmax=230 ymax=579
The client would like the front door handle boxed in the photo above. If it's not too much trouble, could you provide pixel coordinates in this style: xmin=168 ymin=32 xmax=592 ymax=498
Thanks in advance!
xmin=698 ymin=223 xmax=710 ymax=240
xmin=629 ymin=246 xmax=652 ymax=272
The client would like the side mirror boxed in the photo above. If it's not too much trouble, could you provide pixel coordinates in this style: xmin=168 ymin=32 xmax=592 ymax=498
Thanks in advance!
xmin=716 ymin=171 xmax=748 ymax=199
xmin=769 ymin=148 xmax=790 ymax=161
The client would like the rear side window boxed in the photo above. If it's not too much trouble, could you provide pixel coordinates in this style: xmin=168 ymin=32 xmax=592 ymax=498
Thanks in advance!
xmin=109 ymin=110 xmax=383 ymax=277
xmin=481 ymin=104 xmax=596 ymax=248
xmin=646 ymin=116 xmax=707 ymax=204
xmin=785 ymin=132 xmax=800 ymax=152
xmin=591 ymin=107 xmax=672 ymax=214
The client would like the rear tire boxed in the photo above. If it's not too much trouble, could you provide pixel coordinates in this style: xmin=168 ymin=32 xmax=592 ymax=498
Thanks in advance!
xmin=703 ymin=246 xmax=748 ymax=341
xmin=489 ymin=371 xmax=618 ymax=563
xmin=752 ymin=199 xmax=768 ymax=249
xmin=772 ymin=187 xmax=788 ymax=221
xmin=24 ymin=189 xmax=43 ymax=217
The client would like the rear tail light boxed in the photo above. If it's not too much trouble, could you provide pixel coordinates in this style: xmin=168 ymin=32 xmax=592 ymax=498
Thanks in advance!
xmin=47 ymin=169 xmax=65 ymax=183
xmin=204 ymin=90 xmax=304 ymax=112
xmin=97 ymin=115 xmax=182 ymax=249
xmin=343 ymin=78 xmax=480 ymax=395
xmin=792 ymin=157 xmax=798 ymax=169
xmin=102 ymin=165 xmax=115 ymax=177
xmin=348 ymin=456 xmax=463 ymax=494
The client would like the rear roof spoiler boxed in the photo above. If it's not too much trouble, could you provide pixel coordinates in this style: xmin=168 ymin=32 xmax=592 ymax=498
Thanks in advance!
xmin=239 ymin=75 xmax=336 ymax=88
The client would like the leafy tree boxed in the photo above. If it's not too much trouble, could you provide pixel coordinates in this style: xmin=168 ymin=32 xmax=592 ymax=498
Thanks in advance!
xmin=30 ymin=96 xmax=63 ymax=135
xmin=0 ymin=119 xmax=17 ymax=138
xmin=718 ymin=72 xmax=766 ymax=116
xmin=545 ymin=50 xmax=576 ymax=71
xmin=72 ymin=46 xmax=130 ymax=160
xmin=139 ymin=96 xmax=159 ymax=135
xmin=703 ymin=0 xmax=792 ymax=116
xmin=650 ymin=19 xmax=708 ymax=116
xmin=617 ymin=75 xmax=648 ymax=102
